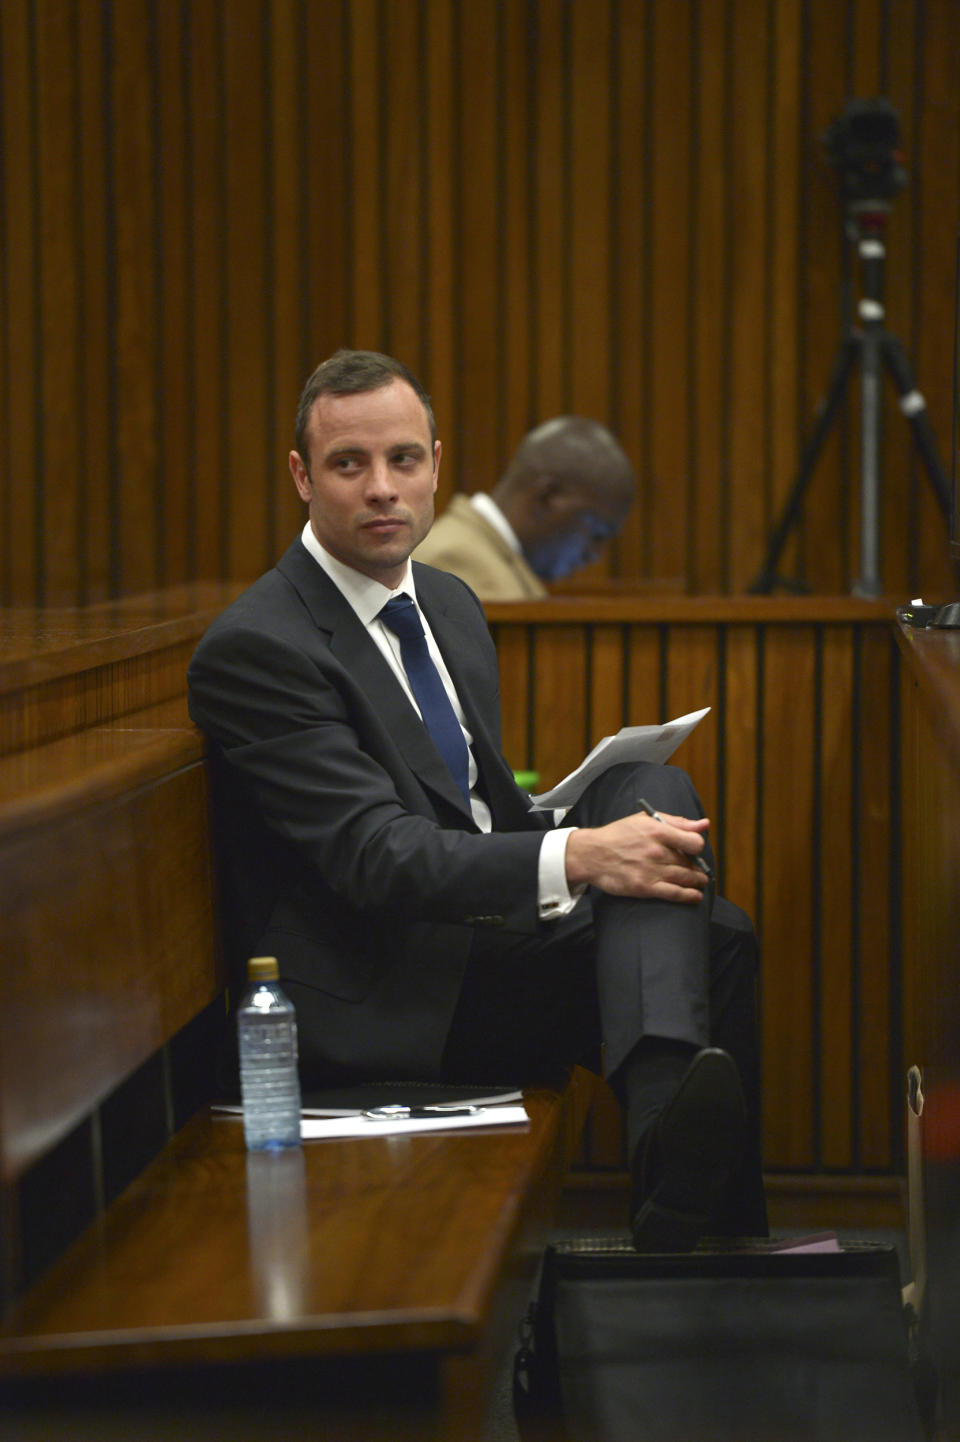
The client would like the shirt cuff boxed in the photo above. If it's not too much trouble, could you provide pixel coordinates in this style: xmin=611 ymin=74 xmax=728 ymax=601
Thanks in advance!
xmin=537 ymin=827 xmax=585 ymax=920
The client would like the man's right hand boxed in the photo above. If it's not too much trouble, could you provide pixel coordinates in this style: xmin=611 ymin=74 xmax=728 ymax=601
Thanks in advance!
xmin=564 ymin=810 xmax=711 ymax=903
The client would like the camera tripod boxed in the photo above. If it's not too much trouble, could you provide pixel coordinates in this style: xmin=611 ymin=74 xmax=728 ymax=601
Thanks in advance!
xmin=750 ymin=202 xmax=950 ymax=596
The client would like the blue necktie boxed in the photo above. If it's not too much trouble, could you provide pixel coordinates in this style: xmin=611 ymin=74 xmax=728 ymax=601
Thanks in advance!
xmin=379 ymin=595 xmax=471 ymax=805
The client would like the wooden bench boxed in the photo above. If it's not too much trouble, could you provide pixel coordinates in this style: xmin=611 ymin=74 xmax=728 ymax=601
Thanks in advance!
xmin=0 ymin=589 xmax=594 ymax=1437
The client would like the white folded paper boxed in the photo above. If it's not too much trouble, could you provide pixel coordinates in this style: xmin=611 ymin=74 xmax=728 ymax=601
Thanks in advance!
xmin=299 ymin=1103 xmax=530 ymax=1141
xmin=529 ymin=707 xmax=710 ymax=810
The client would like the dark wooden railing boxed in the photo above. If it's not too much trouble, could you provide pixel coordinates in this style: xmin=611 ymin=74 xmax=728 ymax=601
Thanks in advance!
xmin=486 ymin=594 xmax=904 ymax=1204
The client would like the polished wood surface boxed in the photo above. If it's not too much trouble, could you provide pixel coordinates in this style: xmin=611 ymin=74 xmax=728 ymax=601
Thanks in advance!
xmin=897 ymin=622 xmax=960 ymax=773
xmin=0 ymin=753 xmax=221 ymax=1184
xmin=0 ymin=1079 xmax=587 ymax=1376
xmin=1 ymin=2 xmax=958 ymax=605
xmin=898 ymin=620 xmax=960 ymax=1084
xmin=0 ymin=593 xmax=236 ymax=1184
xmin=0 ymin=584 xmax=240 ymax=755
xmin=896 ymin=619 xmax=960 ymax=1438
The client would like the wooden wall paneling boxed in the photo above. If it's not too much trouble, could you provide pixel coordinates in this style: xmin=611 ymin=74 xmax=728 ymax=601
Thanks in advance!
xmin=905 ymin=676 xmax=960 ymax=1078
xmin=912 ymin=0 xmax=960 ymax=592
xmin=855 ymin=627 xmax=896 ymax=1169
xmin=456 ymin=0 xmax=501 ymax=497
xmin=849 ymin=0 xmax=883 ymax=91
xmin=625 ymin=622 xmax=663 ymax=727
xmin=767 ymin=0 xmax=803 ymax=591
xmin=726 ymin=0 xmax=770 ymax=593
xmin=112 ymin=0 xmax=161 ymax=598
xmin=187 ymin=0 xmax=228 ymax=583
xmin=759 ymin=624 xmax=817 ymax=1169
xmin=578 ymin=618 xmax=628 ymax=1175
xmin=138 ymin=765 xmax=223 ymax=1043
xmin=500 ymin=0 xmax=535 ymax=467
xmin=4 ymin=0 xmax=960 ymax=606
xmin=383 ymin=0 xmax=425 ymax=372
xmin=647 ymin=0 xmax=692 ymax=588
xmin=664 ymin=624 xmax=722 ymax=827
xmin=36 ymin=0 xmax=80 ymax=606
xmin=424 ymin=0 xmax=457 ymax=486
xmin=156 ymin=0 xmax=190 ymax=589
xmin=530 ymin=0 xmax=567 ymax=423
xmin=270 ymin=0 xmax=309 ymax=552
xmin=531 ymin=625 xmax=589 ymax=790
xmin=0 ymin=0 xmax=40 ymax=606
xmin=587 ymin=624 xmax=628 ymax=748
xmin=797 ymin=0 xmax=852 ymax=593
xmin=688 ymin=0 xmax=730 ymax=594
xmin=898 ymin=666 xmax=921 ymax=1070
xmin=76 ymin=0 xmax=112 ymax=605
xmin=899 ymin=666 xmax=922 ymax=1072
xmin=490 ymin=622 xmax=533 ymax=778
xmin=302 ymin=1 xmax=350 ymax=377
xmin=346 ymin=0 xmax=381 ymax=347
xmin=609 ymin=1 xmax=649 ymax=582
xmin=574 ymin=621 xmax=629 ymax=1173
xmin=880 ymin=0 xmax=920 ymax=602
xmin=817 ymin=625 xmax=856 ymax=1170
xmin=223 ymin=0 xmax=271 ymax=581
xmin=0 ymin=763 xmax=220 ymax=1183
xmin=568 ymin=0 xmax=612 ymax=424
xmin=719 ymin=624 xmax=759 ymax=926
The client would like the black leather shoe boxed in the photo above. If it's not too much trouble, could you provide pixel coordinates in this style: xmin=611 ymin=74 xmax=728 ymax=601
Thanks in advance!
xmin=631 ymin=1047 xmax=746 ymax=1253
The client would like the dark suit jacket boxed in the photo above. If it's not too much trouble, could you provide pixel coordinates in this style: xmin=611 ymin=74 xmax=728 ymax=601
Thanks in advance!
xmin=188 ymin=537 xmax=553 ymax=1082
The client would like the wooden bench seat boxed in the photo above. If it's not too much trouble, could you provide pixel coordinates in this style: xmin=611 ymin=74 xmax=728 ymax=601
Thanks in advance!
xmin=0 ymin=589 xmax=596 ymax=1437
xmin=0 ymin=1079 xmax=593 ymax=1438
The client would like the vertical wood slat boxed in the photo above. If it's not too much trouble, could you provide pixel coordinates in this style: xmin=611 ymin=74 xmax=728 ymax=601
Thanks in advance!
xmin=111 ymin=0 xmax=159 ymax=598
xmin=455 ymin=0 xmax=501 ymax=489
xmin=855 ymin=628 xmax=896 ymax=1169
xmin=36 ymin=0 xmax=80 ymax=604
xmin=759 ymin=626 xmax=818 ymax=1169
xmin=1 ymin=0 xmax=40 ymax=605
xmin=223 ymin=0 xmax=269 ymax=583
xmin=818 ymin=626 xmax=856 ymax=1169
xmin=156 ymin=0 xmax=190 ymax=589
xmin=489 ymin=608 xmax=900 ymax=1178
xmin=2 ymin=0 xmax=960 ymax=604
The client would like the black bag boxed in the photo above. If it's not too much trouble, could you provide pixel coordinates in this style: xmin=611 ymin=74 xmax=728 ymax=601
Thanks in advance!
xmin=513 ymin=1236 xmax=927 ymax=1442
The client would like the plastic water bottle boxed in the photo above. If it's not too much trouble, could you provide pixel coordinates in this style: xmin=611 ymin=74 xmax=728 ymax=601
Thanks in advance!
xmin=237 ymin=956 xmax=302 ymax=1150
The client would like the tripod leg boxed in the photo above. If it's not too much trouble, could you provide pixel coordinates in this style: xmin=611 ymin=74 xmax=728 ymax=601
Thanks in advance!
xmin=854 ymin=306 xmax=885 ymax=597
xmin=881 ymin=334 xmax=951 ymax=517
xmin=750 ymin=336 xmax=860 ymax=593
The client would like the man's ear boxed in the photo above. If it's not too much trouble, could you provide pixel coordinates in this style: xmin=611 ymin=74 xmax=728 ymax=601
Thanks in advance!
xmin=289 ymin=450 xmax=312 ymax=503
xmin=531 ymin=473 xmax=562 ymax=506
xmin=432 ymin=439 xmax=442 ymax=492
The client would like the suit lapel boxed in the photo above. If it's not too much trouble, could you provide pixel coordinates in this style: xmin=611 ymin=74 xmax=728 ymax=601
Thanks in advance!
xmin=276 ymin=542 xmax=476 ymax=819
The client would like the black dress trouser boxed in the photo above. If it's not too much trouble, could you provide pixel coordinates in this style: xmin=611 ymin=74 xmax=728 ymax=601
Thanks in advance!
xmin=442 ymin=761 xmax=767 ymax=1237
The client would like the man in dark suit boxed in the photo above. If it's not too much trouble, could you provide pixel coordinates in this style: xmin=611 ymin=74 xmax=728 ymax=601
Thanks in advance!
xmin=188 ymin=349 xmax=766 ymax=1248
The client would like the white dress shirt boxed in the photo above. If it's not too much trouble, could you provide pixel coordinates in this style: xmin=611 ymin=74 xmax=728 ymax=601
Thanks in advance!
xmin=300 ymin=522 xmax=578 ymax=919
xmin=469 ymin=491 xmax=523 ymax=551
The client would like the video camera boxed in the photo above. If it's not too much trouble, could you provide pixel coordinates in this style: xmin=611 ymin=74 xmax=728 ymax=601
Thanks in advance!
xmin=822 ymin=98 xmax=908 ymax=206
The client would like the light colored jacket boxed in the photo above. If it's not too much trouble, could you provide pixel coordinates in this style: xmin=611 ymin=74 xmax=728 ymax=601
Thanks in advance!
xmin=415 ymin=494 xmax=548 ymax=601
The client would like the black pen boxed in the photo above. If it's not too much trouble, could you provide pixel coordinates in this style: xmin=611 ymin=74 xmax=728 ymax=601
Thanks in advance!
xmin=362 ymin=1104 xmax=481 ymax=1120
xmin=637 ymin=797 xmax=713 ymax=879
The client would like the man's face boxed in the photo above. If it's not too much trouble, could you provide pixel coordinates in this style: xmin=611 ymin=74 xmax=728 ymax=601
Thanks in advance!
xmin=289 ymin=379 xmax=440 ymax=588
xmin=524 ymin=495 xmax=627 ymax=581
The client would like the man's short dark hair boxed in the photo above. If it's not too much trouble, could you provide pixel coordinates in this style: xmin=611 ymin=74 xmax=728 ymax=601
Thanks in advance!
xmin=294 ymin=349 xmax=437 ymax=466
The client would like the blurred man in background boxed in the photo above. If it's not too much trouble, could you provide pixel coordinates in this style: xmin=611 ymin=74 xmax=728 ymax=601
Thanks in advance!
xmin=414 ymin=415 xmax=636 ymax=600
